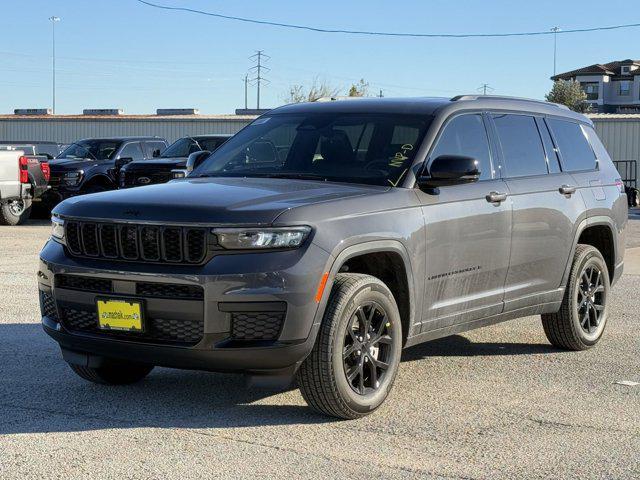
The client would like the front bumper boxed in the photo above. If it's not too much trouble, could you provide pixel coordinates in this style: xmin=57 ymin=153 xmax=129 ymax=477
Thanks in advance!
xmin=39 ymin=239 xmax=331 ymax=374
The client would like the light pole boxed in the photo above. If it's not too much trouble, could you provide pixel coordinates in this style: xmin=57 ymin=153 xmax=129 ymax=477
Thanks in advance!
xmin=49 ymin=16 xmax=60 ymax=114
xmin=551 ymin=26 xmax=561 ymax=77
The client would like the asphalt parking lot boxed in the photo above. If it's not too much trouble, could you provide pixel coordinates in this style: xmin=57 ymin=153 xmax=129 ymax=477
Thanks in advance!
xmin=1 ymin=218 xmax=639 ymax=479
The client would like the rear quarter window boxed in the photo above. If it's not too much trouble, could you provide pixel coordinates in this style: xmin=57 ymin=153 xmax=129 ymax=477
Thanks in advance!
xmin=547 ymin=119 xmax=597 ymax=172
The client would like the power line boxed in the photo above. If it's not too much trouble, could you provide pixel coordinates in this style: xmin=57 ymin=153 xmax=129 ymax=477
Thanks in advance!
xmin=136 ymin=0 xmax=640 ymax=38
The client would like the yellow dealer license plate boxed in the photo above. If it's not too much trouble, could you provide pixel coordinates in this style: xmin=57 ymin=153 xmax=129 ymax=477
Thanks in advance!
xmin=96 ymin=298 xmax=143 ymax=332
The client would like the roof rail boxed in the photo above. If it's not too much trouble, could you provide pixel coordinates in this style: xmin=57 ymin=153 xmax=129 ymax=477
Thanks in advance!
xmin=450 ymin=95 xmax=569 ymax=110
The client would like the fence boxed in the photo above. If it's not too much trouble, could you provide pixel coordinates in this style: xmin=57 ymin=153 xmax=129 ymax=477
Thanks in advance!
xmin=613 ymin=160 xmax=637 ymax=189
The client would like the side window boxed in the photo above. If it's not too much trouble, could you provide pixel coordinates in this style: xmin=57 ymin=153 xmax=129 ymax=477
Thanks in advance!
xmin=537 ymin=118 xmax=561 ymax=173
xmin=492 ymin=114 xmax=548 ymax=178
xmin=144 ymin=141 xmax=166 ymax=158
xmin=430 ymin=114 xmax=494 ymax=180
xmin=119 ymin=142 xmax=144 ymax=161
xmin=547 ymin=119 xmax=597 ymax=172
xmin=582 ymin=125 xmax=610 ymax=163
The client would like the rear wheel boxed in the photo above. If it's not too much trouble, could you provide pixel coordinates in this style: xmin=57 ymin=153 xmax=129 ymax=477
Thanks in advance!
xmin=297 ymin=273 xmax=403 ymax=419
xmin=68 ymin=362 xmax=154 ymax=385
xmin=541 ymin=244 xmax=610 ymax=350
xmin=0 ymin=199 xmax=32 ymax=226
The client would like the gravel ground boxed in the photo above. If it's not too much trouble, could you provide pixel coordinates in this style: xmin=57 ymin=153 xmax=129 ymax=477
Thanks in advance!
xmin=1 ymin=219 xmax=638 ymax=479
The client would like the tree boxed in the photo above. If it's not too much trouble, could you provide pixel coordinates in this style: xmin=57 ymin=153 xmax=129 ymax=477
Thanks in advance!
xmin=286 ymin=85 xmax=306 ymax=103
xmin=283 ymin=79 xmax=341 ymax=103
xmin=348 ymin=78 xmax=369 ymax=97
xmin=546 ymin=80 xmax=591 ymax=113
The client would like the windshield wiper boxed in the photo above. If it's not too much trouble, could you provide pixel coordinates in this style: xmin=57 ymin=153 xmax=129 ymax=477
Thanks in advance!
xmin=252 ymin=172 xmax=329 ymax=181
xmin=195 ymin=172 xmax=329 ymax=181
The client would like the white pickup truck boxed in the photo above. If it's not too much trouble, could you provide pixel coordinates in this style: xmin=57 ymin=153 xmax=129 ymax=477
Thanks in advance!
xmin=0 ymin=147 xmax=50 ymax=225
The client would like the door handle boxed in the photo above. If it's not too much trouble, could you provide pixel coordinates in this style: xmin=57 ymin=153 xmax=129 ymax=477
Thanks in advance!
xmin=559 ymin=184 xmax=577 ymax=195
xmin=486 ymin=191 xmax=508 ymax=203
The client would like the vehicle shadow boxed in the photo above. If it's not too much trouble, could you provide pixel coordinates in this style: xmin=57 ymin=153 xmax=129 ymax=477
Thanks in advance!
xmin=1 ymin=324 xmax=560 ymax=435
xmin=401 ymin=334 xmax=561 ymax=362
xmin=0 ymin=323 xmax=329 ymax=435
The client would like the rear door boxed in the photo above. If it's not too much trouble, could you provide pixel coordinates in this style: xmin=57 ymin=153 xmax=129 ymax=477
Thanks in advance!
xmin=415 ymin=112 xmax=512 ymax=330
xmin=490 ymin=113 xmax=585 ymax=309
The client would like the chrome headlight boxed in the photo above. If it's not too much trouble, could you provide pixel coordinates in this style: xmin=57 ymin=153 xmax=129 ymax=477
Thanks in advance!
xmin=213 ymin=226 xmax=311 ymax=250
xmin=63 ymin=170 xmax=83 ymax=185
xmin=51 ymin=215 xmax=65 ymax=244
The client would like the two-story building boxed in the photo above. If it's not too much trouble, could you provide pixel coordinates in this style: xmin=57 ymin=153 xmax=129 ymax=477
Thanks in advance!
xmin=552 ymin=59 xmax=640 ymax=113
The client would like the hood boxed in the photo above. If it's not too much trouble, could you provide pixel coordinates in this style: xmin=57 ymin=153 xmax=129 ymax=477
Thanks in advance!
xmin=50 ymin=158 xmax=102 ymax=172
xmin=54 ymin=177 xmax=387 ymax=224
xmin=123 ymin=158 xmax=187 ymax=171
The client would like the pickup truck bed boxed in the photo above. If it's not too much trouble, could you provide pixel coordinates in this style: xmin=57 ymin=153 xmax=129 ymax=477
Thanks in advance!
xmin=0 ymin=149 xmax=49 ymax=225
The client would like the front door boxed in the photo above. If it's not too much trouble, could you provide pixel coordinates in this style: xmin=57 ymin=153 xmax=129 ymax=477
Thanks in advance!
xmin=415 ymin=113 xmax=512 ymax=332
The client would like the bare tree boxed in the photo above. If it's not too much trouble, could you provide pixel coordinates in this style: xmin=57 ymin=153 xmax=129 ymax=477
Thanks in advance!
xmin=348 ymin=78 xmax=369 ymax=97
xmin=283 ymin=78 xmax=341 ymax=103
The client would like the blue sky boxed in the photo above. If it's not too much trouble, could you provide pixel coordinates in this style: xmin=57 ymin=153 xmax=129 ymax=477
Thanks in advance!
xmin=1 ymin=0 xmax=637 ymax=114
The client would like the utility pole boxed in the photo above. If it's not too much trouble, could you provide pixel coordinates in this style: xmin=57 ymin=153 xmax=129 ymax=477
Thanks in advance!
xmin=244 ymin=74 xmax=248 ymax=109
xmin=249 ymin=50 xmax=270 ymax=109
xmin=477 ymin=83 xmax=494 ymax=95
xmin=49 ymin=16 xmax=61 ymax=114
xmin=551 ymin=26 xmax=561 ymax=77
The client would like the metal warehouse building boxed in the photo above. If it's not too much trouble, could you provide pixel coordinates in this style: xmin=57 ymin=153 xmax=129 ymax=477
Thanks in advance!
xmin=0 ymin=113 xmax=257 ymax=144
xmin=589 ymin=114 xmax=640 ymax=186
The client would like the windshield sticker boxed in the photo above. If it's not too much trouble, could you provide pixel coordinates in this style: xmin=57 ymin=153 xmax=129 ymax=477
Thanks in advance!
xmin=389 ymin=144 xmax=414 ymax=168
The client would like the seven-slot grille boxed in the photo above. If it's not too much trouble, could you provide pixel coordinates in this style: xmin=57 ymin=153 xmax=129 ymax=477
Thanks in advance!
xmin=65 ymin=220 xmax=208 ymax=264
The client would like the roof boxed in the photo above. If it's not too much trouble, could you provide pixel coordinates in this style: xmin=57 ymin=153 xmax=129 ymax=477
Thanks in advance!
xmin=270 ymin=96 xmax=587 ymax=123
xmin=0 ymin=114 xmax=257 ymax=121
xmin=552 ymin=59 xmax=640 ymax=80
xmin=272 ymin=97 xmax=451 ymax=115
xmin=73 ymin=136 xmax=167 ymax=142
xmin=588 ymin=113 xmax=640 ymax=120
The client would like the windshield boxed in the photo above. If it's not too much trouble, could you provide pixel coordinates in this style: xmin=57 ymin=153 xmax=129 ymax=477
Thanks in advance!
xmin=194 ymin=113 xmax=431 ymax=187
xmin=161 ymin=137 xmax=226 ymax=158
xmin=57 ymin=140 xmax=121 ymax=161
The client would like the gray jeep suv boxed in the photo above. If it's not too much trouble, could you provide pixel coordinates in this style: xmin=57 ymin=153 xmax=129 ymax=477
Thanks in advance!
xmin=39 ymin=96 xmax=627 ymax=419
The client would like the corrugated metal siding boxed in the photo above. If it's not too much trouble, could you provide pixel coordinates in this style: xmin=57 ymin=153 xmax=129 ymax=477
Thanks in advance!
xmin=591 ymin=117 xmax=640 ymax=182
xmin=0 ymin=118 xmax=255 ymax=143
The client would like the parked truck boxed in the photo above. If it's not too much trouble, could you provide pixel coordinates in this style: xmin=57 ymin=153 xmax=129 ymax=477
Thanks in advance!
xmin=0 ymin=148 xmax=50 ymax=225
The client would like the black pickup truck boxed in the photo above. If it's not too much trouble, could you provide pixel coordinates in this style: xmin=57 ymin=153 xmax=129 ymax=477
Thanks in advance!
xmin=44 ymin=136 xmax=168 ymax=209
xmin=119 ymin=135 xmax=230 ymax=188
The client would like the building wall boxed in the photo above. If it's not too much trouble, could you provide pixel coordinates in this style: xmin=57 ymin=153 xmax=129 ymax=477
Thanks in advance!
xmin=0 ymin=116 xmax=256 ymax=144
xmin=590 ymin=116 xmax=640 ymax=182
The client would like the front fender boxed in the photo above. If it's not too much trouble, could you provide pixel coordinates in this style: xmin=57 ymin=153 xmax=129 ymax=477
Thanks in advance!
xmin=310 ymin=239 xmax=418 ymax=338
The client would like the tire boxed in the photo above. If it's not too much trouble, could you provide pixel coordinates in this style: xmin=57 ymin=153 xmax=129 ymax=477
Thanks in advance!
xmin=68 ymin=362 xmax=154 ymax=385
xmin=297 ymin=273 xmax=403 ymax=419
xmin=0 ymin=199 xmax=32 ymax=226
xmin=541 ymin=244 xmax=610 ymax=351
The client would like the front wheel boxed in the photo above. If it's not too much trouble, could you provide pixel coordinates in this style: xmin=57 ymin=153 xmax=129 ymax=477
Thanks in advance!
xmin=297 ymin=273 xmax=403 ymax=419
xmin=0 ymin=199 xmax=32 ymax=226
xmin=541 ymin=244 xmax=610 ymax=350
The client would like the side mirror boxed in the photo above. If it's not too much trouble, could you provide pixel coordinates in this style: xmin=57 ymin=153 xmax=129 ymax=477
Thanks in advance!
xmin=186 ymin=150 xmax=211 ymax=173
xmin=114 ymin=157 xmax=133 ymax=170
xmin=417 ymin=155 xmax=480 ymax=190
xmin=171 ymin=169 xmax=187 ymax=179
